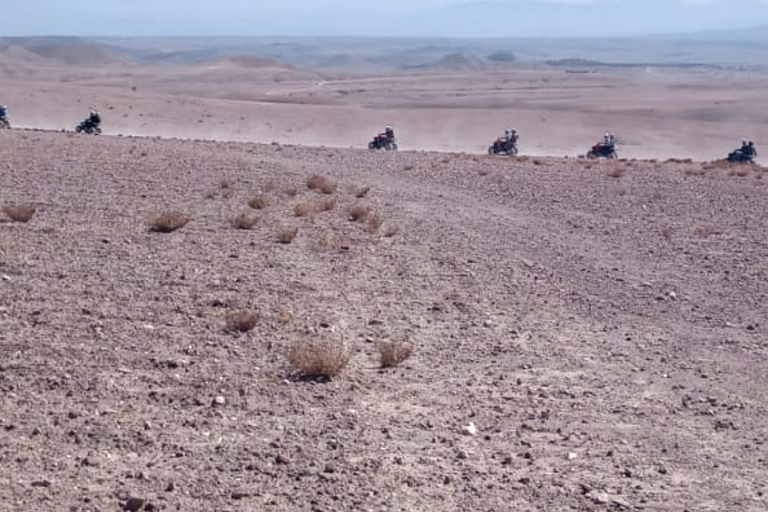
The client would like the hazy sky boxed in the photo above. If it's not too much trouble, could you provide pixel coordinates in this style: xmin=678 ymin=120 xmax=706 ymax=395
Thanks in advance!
xmin=5 ymin=0 xmax=768 ymax=37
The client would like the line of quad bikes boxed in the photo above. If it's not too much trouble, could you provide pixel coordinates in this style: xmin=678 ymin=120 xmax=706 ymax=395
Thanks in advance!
xmin=0 ymin=118 xmax=757 ymax=165
xmin=369 ymin=129 xmax=759 ymax=164
xmin=0 ymin=115 xmax=101 ymax=134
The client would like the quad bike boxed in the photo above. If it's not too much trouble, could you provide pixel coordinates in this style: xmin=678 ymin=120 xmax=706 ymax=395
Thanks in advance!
xmin=76 ymin=120 xmax=102 ymax=135
xmin=587 ymin=143 xmax=618 ymax=159
xmin=368 ymin=133 xmax=397 ymax=150
xmin=488 ymin=138 xmax=518 ymax=156
xmin=727 ymin=149 xmax=754 ymax=164
xmin=0 ymin=117 xmax=10 ymax=129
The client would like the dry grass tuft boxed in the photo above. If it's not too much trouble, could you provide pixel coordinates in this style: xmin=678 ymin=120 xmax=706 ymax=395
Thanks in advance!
xmin=293 ymin=202 xmax=313 ymax=217
xmin=248 ymin=194 xmax=270 ymax=210
xmin=366 ymin=213 xmax=383 ymax=233
xmin=283 ymin=185 xmax=298 ymax=197
xmin=3 ymin=203 xmax=36 ymax=223
xmin=660 ymin=225 xmax=675 ymax=240
xmin=219 ymin=178 xmax=235 ymax=190
xmin=694 ymin=225 xmax=718 ymax=238
xmin=307 ymin=174 xmax=337 ymax=194
xmin=278 ymin=226 xmax=299 ymax=244
xmin=607 ymin=166 xmax=625 ymax=178
xmin=233 ymin=213 xmax=259 ymax=230
xmin=532 ymin=159 xmax=544 ymax=166
xmin=349 ymin=205 xmax=371 ymax=222
xmin=285 ymin=338 xmax=352 ymax=380
xmin=354 ymin=186 xmax=371 ymax=198
xmin=204 ymin=190 xmax=218 ymax=200
xmin=225 ymin=310 xmax=260 ymax=333
xmin=149 ymin=211 xmax=189 ymax=233
xmin=319 ymin=198 xmax=336 ymax=212
xmin=379 ymin=341 xmax=413 ymax=368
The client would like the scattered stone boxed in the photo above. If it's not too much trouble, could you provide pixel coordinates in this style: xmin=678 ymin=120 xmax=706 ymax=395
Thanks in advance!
xmin=212 ymin=396 xmax=226 ymax=406
xmin=456 ymin=449 xmax=469 ymax=460
xmin=30 ymin=480 xmax=51 ymax=488
xmin=461 ymin=422 xmax=478 ymax=436
xmin=568 ymin=452 xmax=578 ymax=460
xmin=123 ymin=497 xmax=145 ymax=512
xmin=612 ymin=497 xmax=634 ymax=509
xmin=82 ymin=454 xmax=104 ymax=467
xmin=586 ymin=491 xmax=610 ymax=504
xmin=275 ymin=454 xmax=289 ymax=465
xmin=1 ymin=274 xmax=11 ymax=281
xmin=231 ymin=490 xmax=250 ymax=500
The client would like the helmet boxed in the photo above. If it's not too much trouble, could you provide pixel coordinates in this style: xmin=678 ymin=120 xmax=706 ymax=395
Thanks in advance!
xmin=505 ymin=128 xmax=512 ymax=135
xmin=385 ymin=125 xmax=393 ymax=130
xmin=749 ymin=141 xmax=754 ymax=146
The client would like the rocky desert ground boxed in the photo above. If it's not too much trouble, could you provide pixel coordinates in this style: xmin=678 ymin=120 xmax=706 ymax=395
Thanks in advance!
xmin=1 ymin=37 xmax=768 ymax=512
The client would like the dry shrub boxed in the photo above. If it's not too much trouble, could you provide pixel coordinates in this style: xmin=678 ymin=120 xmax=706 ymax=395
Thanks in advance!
xmin=221 ymin=188 xmax=235 ymax=199
xmin=149 ymin=211 xmax=189 ymax=233
xmin=219 ymin=178 xmax=235 ymax=190
xmin=367 ymin=213 xmax=383 ymax=233
xmin=233 ymin=213 xmax=259 ymax=230
xmin=354 ymin=186 xmax=371 ymax=198
xmin=379 ymin=341 xmax=413 ymax=368
xmin=284 ymin=185 xmax=298 ymax=197
xmin=319 ymin=198 xmax=336 ymax=212
xmin=403 ymin=165 xmax=415 ymax=171
xmin=248 ymin=194 xmax=270 ymax=210
xmin=293 ymin=202 xmax=313 ymax=217
xmin=694 ymin=225 xmax=718 ymax=238
xmin=349 ymin=205 xmax=371 ymax=222
xmin=532 ymin=159 xmax=544 ymax=166
xmin=225 ymin=310 xmax=260 ymax=332
xmin=383 ymin=225 xmax=400 ymax=238
xmin=319 ymin=179 xmax=337 ymax=195
xmin=660 ymin=225 xmax=675 ymax=240
xmin=278 ymin=310 xmax=295 ymax=325
xmin=285 ymin=338 xmax=352 ymax=380
xmin=278 ymin=226 xmax=299 ymax=244
xmin=517 ymin=156 xmax=530 ymax=162
xmin=607 ymin=166 xmax=625 ymax=178
xmin=3 ymin=203 xmax=36 ymax=223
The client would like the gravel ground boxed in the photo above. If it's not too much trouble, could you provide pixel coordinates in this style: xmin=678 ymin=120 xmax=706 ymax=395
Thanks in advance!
xmin=1 ymin=129 xmax=767 ymax=512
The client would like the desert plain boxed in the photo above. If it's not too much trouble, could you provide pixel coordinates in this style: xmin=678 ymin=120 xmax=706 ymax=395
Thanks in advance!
xmin=1 ymin=36 xmax=768 ymax=511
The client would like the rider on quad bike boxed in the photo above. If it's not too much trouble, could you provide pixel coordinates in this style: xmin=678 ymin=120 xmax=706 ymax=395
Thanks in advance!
xmin=488 ymin=128 xmax=519 ymax=156
xmin=727 ymin=140 xmax=757 ymax=164
xmin=368 ymin=125 xmax=397 ymax=150
xmin=77 ymin=109 xmax=102 ymax=134
xmin=0 ymin=105 xmax=10 ymax=129
xmin=587 ymin=132 xmax=618 ymax=159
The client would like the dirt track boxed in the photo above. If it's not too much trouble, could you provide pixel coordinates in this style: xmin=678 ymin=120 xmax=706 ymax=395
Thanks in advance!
xmin=1 ymin=129 xmax=767 ymax=511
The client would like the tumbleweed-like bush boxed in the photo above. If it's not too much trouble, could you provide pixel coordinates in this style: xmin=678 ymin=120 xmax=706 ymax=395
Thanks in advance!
xmin=232 ymin=213 xmax=259 ymax=230
xmin=3 ymin=203 xmax=36 ymax=223
xmin=379 ymin=341 xmax=413 ymax=368
xmin=285 ymin=338 xmax=352 ymax=380
xmin=225 ymin=310 xmax=260 ymax=333
xmin=149 ymin=211 xmax=189 ymax=233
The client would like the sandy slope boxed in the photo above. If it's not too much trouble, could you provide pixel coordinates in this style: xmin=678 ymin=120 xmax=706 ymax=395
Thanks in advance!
xmin=1 ymin=128 xmax=767 ymax=511
xmin=1 ymin=59 xmax=767 ymax=161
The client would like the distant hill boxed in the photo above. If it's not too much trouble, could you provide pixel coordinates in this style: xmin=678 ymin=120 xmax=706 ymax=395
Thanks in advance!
xmin=0 ymin=36 xmax=127 ymax=67
xmin=406 ymin=52 xmax=490 ymax=72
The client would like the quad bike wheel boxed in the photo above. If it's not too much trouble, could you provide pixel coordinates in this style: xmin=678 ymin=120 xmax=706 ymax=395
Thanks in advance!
xmin=488 ymin=146 xmax=495 ymax=155
xmin=507 ymin=146 xmax=518 ymax=157
xmin=607 ymin=151 xmax=618 ymax=159
xmin=0 ymin=119 xmax=10 ymax=129
xmin=586 ymin=151 xmax=597 ymax=159
xmin=388 ymin=143 xmax=398 ymax=151
xmin=368 ymin=141 xmax=375 ymax=150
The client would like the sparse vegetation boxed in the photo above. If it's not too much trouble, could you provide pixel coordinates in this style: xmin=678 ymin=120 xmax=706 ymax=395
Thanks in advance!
xmin=307 ymin=174 xmax=337 ymax=194
xmin=219 ymin=178 xmax=235 ymax=190
xmin=379 ymin=341 xmax=413 ymax=368
xmin=278 ymin=226 xmax=299 ymax=244
xmin=284 ymin=185 xmax=298 ymax=197
xmin=293 ymin=202 xmax=313 ymax=217
xmin=285 ymin=338 xmax=352 ymax=380
xmin=248 ymin=194 xmax=270 ymax=210
xmin=149 ymin=211 xmax=189 ymax=233
xmin=232 ymin=213 xmax=259 ymax=230
xmin=3 ymin=203 xmax=36 ymax=223
xmin=354 ymin=186 xmax=371 ymax=198
xmin=349 ymin=205 xmax=371 ymax=222
xmin=367 ymin=213 xmax=383 ymax=233
xmin=607 ymin=166 xmax=625 ymax=178
xmin=660 ymin=225 xmax=675 ymax=240
xmin=225 ymin=310 xmax=260 ymax=333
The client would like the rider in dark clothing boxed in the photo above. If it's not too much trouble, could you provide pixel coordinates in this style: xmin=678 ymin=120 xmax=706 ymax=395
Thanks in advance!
xmin=88 ymin=110 xmax=101 ymax=127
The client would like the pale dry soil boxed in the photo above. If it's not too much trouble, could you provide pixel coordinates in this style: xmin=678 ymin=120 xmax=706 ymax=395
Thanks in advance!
xmin=1 ymin=129 xmax=768 ymax=512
